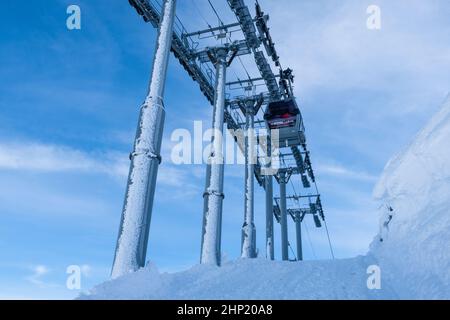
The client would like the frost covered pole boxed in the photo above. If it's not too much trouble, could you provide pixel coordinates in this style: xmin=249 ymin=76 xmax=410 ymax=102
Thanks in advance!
xmin=265 ymin=138 xmax=274 ymax=260
xmin=279 ymin=171 xmax=289 ymax=261
xmin=295 ymin=213 xmax=303 ymax=261
xmin=200 ymin=47 xmax=228 ymax=266
xmin=241 ymin=100 xmax=257 ymax=259
xmin=111 ymin=0 xmax=177 ymax=279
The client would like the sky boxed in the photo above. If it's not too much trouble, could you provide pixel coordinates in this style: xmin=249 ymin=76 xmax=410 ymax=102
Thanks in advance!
xmin=0 ymin=0 xmax=449 ymax=299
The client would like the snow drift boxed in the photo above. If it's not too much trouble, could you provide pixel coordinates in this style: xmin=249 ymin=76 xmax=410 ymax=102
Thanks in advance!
xmin=371 ymin=94 xmax=450 ymax=299
xmin=82 ymin=95 xmax=450 ymax=300
xmin=81 ymin=257 xmax=397 ymax=300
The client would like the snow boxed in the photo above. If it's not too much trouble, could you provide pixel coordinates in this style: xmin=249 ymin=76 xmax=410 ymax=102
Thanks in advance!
xmin=87 ymin=94 xmax=450 ymax=299
xmin=111 ymin=156 xmax=152 ymax=278
xmin=111 ymin=0 xmax=176 ymax=278
xmin=370 ymin=94 xmax=450 ymax=299
xmin=145 ymin=0 xmax=175 ymax=103
xmin=200 ymin=61 xmax=226 ymax=265
xmin=80 ymin=257 xmax=397 ymax=300
xmin=242 ymin=122 xmax=255 ymax=258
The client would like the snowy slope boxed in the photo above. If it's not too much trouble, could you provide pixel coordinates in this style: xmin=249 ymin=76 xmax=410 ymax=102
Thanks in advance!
xmin=81 ymin=257 xmax=397 ymax=300
xmin=371 ymin=94 xmax=450 ymax=299
xmin=83 ymin=95 xmax=450 ymax=300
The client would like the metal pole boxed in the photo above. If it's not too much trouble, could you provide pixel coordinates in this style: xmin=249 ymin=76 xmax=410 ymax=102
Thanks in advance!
xmin=279 ymin=171 xmax=289 ymax=261
xmin=295 ymin=213 xmax=303 ymax=261
xmin=241 ymin=101 xmax=256 ymax=258
xmin=111 ymin=0 xmax=177 ymax=279
xmin=265 ymin=138 xmax=274 ymax=260
xmin=200 ymin=48 xmax=228 ymax=266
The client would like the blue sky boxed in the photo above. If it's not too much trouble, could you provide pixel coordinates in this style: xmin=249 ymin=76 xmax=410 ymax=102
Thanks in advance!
xmin=0 ymin=0 xmax=449 ymax=299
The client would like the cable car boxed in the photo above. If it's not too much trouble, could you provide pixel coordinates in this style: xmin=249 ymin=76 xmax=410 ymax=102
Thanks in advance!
xmin=264 ymin=98 xmax=305 ymax=148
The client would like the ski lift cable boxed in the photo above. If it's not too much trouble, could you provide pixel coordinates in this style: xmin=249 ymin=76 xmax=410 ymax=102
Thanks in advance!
xmin=323 ymin=219 xmax=335 ymax=259
xmin=238 ymin=56 xmax=252 ymax=82
xmin=205 ymin=0 xmax=254 ymax=91
xmin=288 ymin=241 xmax=297 ymax=261
xmin=224 ymin=24 xmax=248 ymax=88
xmin=207 ymin=0 xmax=225 ymax=27
xmin=303 ymin=219 xmax=317 ymax=259
xmin=190 ymin=0 xmax=217 ymax=36
xmin=292 ymin=187 xmax=317 ymax=260
xmin=225 ymin=27 xmax=251 ymax=85
xmin=313 ymin=179 xmax=335 ymax=259
xmin=225 ymin=37 xmax=245 ymax=89
xmin=198 ymin=1 xmax=328 ymax=262
xmin=218 ymin=9 xmax=252 ymax=87
xmin=199 ymin=0 xmax=246 ymax=89
xmin=192 ymin=0 xmax=243 ymax=89
xmin=280 ymin=156 xmax=317 ymax=259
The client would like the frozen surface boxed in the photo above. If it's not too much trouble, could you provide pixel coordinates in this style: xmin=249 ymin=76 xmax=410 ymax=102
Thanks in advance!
xmin=81 ymin=257 xmax=397 ymax=300
xmin=87 ymin=95 xmax=450 ymax=299
xmin=371 ymin=94 xmax=450 ymax=299
xmin=111 ymin=0 xmax=176 ymax=278
xmin=200 ymin=62 xmax=226 ymax=265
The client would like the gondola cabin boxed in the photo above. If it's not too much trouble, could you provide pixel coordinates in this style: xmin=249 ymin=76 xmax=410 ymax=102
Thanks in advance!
xmin=264 ymin=98 xmax=305 ymax=148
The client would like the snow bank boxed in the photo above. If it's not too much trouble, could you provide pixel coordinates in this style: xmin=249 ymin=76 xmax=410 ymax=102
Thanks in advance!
xmin=371 ymin=94 xmax=450 ymax=299
xmin=80 ymin=257 xmax=396 ymax=300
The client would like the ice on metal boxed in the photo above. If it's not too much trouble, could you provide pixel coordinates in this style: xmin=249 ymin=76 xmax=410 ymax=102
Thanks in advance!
xmin=111 ymin=0 xmax=177 ymax=279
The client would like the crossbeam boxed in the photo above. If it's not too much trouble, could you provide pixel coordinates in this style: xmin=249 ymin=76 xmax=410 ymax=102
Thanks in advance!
xmin=226 ymin=75 xmax=279 ymax=87
xmin=183 ymin=21 xmax=243 ymax=38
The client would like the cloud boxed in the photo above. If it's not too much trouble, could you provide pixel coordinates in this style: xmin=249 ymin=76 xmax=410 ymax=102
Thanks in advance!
xmin=263 ymin=0 xmax=450 ymax=95
xmin=80 ymin=264 xmax=92 ymax=277
xmin=0 ymin=139 xmax=204 ymax=205
xmin=26 ymin=265 xmax=52 ymax=288
xmin=21 ymin=263 xmax=101 ymax=296
xmin=33 ymin=265 xmax=48 ymax=276
xmin=316 ymin=163 xmax=378 ymax=182
xmin=157 ymin=163 xmax=201 ymax=197
xmin=0 ymin=141 xmax=128 ymax=179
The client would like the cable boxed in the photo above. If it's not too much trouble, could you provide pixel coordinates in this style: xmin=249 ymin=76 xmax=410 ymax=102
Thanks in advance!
xmin=214 ymin=1 xmax=249 ymax=84
xmin=195 ymin=0 xmax=246 ymax=93
xmin=205 ymin=0 xmax=254 ymax=94
xmin=323 ymin=219 xmax=335 ymax=259
xmin=303 ymin=219 xmax=317 ymax=260
xmin=207 ymin=0 xmax=225 ymax=27
xmin=288 ymin=241 xmax=297 ymax=261
xmin=158 ymin=0 xmax=328 ymax=263
xmin=190 ymin=0 xmax=217 ymax=36
xmin=238 ymin=56 xmax=252 ymax=81
xmin=280 ymin=156 xmax=318 ymax=260
xmin=312 ymin=172 xmax=335 ymax=260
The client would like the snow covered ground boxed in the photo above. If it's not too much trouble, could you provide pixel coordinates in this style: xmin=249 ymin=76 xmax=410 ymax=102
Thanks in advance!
xmin=370 ymin=94 xmax=450 ymax=299
xmin=82 ymin=95 xmax=450 ymax=300
xmin=81 ymin=257 xmax=397 ymax=300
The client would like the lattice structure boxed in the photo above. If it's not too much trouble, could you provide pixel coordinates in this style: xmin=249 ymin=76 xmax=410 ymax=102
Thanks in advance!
xmin=112 ymin=0 xmax=333 ymax=277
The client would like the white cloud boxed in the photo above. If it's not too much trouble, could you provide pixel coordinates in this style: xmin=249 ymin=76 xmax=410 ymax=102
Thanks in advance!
xmin=33 ymin=265 xmax=48 ymax=276
xmin=0 ymin=141 xmax=128 ymax=179
xmin=26 ymin=265 xmax=52 ymax=287
xmin=156 ymin=164 xmax=203 ymax=200
xmin=263 ymin=0 xmax=450 ymax=96
xmin=0 ymin=139 xmax=207 ymax=203
xmin=316 ymin=163 xmax=378 ymax=182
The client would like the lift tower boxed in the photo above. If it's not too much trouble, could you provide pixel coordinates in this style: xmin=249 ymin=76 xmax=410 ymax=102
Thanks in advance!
xmin=111 ymin=0 xmax=176 ymax=278
xmin=239 ymin=97 xmax=263 ymax=259
xmin=200 ymin=46 xmax=230 ymax=266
